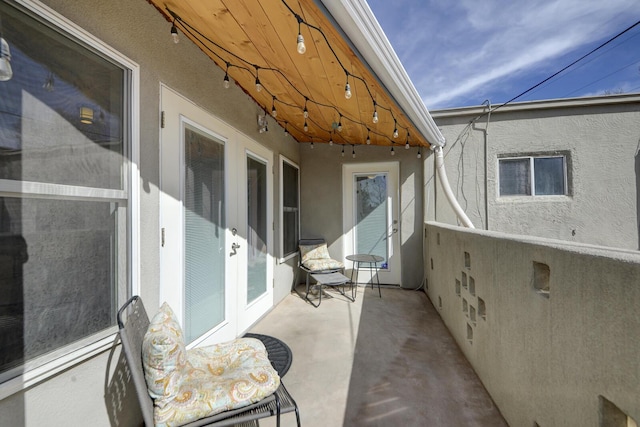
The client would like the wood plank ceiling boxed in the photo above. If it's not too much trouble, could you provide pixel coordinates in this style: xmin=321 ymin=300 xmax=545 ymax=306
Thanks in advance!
xmin=145 ymin=0 xmax=432 ymax=149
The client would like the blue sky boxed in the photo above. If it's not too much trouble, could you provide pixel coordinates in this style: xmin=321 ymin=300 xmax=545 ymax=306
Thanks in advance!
xmin=367 ymin=0 xmax=640 ymax=109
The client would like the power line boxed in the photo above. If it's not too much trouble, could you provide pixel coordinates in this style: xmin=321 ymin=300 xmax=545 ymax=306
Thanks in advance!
xmin=482 ymin=19 xmax=640 ymax=118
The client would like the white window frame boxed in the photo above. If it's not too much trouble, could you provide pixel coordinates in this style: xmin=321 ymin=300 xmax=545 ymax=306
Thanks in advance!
xmin=279 ymin=155 xmax=299 ymax=262
xmin=498 ymin=155 xmax=567 ymax=197
xmin=0 ymin=0 xmax=140 ymax=399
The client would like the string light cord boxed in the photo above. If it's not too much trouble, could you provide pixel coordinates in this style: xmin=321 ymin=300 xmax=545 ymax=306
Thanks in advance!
xmin=166 ymin=4 xmax=422 ymax=149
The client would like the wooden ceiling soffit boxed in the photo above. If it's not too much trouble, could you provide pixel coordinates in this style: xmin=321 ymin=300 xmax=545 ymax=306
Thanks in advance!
xmin=145 ymin=0 xmax=431 ymax=148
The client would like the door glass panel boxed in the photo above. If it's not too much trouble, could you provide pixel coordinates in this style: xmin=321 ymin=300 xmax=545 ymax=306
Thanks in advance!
xmin=184 ymin=125 xmax=225 ymax=343
xmin=246 ymin=155 xmax=267 ymax=304
xmin=355 ymin=174 xmax=388 ymax=268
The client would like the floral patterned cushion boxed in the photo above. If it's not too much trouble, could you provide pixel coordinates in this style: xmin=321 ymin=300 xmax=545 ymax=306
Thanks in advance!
xmin=142 ymin=304 xmax=280 ymax=427
xmin=142 ymin=302 xmax=187 ymax=402
xmin=300 ymin=243 xmax=344 ymax=271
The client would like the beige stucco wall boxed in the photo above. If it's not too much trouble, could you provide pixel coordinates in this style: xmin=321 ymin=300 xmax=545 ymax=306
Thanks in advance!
xmin=0 ymin=0 xmax=299 ymax=424
xmin=425 ymin=221 xmax=640 ymax=426
xmin=428 ymin=96 xmax=640 ymax=251
xmin=299 ymin=143 xmax=426 ymax=289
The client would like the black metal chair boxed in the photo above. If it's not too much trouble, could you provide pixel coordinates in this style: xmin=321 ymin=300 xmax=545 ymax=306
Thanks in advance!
xmin=297 ymin=238 xmax=352 ymax=307
xmin=117 ymin=296 xmax=300 ymax=427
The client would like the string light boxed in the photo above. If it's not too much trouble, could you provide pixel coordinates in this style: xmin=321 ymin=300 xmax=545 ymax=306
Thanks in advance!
xmin=417 ymin=147 xmax=422 ymax=159
xmin=170 ymin=20 xmax=179 ymax=43
xmin=344 ymin=74 xmax=352 ymax=99
xmin=372 ymin=101 xmax=378 ymax=124
xmin=341 ymin=145 xmax=345 ymax=157
xmin=284 ymin=122 xmax=289 ymax=135
xmin=271 ymin=97 xmax=277 ymax=117
xmin=366 ymin=128 xmax=371 ymax=145
xmin=393 ymin=120 xmax=399 ymax=138
xmin=296 ymin=15 xmax=306 ymax=54
xmin=405 ymin=131 xmax=410 ymax=149
xmin=338 ymin=115 xmax=343 ymax=132
xmin=255 ymin=67 xmax=262 ymax=92
xmin=310 ymin=141 xmax=314 ymax=149
xmin=329 ymin=133 xmax=333 ymax=146
xmin=223 ymin=62 xmax=231 ymax=88
xmin=391 ymin=146 xmax=395 ymax=156
xmin=303 ymin=119 xmax=308 ymax=132
xmin=303 ymin=98 xmax=308 ymax=118
xmin=352 ymin=145 xmax=356 ymax=158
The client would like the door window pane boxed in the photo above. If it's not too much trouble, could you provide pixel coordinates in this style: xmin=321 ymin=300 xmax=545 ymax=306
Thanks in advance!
xmin=534 ymin=157 xmax=565 ymax=195
xmin=281 ymin=160 xmax=299 ymax=258
xmin=499 ymin=159 xmax=530 ymax=195
xmin=247 ymin=156 xmax=267 ymax=304
xmin=355 ymin=174 xmax=388 ymax=265
xmin=184 ymin=126 xmax=225 ymax=343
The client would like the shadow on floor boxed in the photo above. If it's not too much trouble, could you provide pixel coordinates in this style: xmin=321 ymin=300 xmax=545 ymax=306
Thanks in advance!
xmin=342 ymin=287 xmax=508 ymax=427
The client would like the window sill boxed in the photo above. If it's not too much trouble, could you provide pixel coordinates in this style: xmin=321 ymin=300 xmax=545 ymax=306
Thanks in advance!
xmin=0 ymin=328 xmax=118 ymax=400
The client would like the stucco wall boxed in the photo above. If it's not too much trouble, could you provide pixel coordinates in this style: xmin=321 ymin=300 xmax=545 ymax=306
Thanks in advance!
xmin=429 ymin=96 xmax=640 ymax=251
xmin=0 ymin=0 xmax=299 ymax=425
xmin=299 ymin=143 xmax=425 ymax=289
xmin=424 ymin=221 xmax=640 ymax=426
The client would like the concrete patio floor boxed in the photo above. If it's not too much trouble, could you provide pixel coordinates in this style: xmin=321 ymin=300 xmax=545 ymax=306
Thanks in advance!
xmin=249 ymin=284 xmax=508 ymax=427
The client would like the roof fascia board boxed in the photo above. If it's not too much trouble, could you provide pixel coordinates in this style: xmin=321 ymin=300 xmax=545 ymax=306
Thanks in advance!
xmin=431 ymin=94 xmax=640 ymax=119
xmin=318 ymin=0 xmax=445 ymax=146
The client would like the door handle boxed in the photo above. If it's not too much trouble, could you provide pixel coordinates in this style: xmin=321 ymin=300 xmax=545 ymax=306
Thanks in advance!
xmin=230 ymin=242 xmax=240 ymax=256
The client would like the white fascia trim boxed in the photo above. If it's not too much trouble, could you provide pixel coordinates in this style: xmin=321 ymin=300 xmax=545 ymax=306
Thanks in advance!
xmin=319 ymin=0 xmax=445 ymax=146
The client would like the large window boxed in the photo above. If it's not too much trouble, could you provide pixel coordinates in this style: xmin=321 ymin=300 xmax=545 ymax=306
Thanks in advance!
xmin=0 ymin=1 xmax=135 ymax=384
xmin=280 ymin=156 xmax=299 ymax=260
xmin=499 ymin=155 xmax=567 ymax=196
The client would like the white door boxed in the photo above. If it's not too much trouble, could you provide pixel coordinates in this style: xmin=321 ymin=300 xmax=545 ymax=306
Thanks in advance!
xmin=343 ymin=162 xmax=401 ymax=285
xmin=160 ymin=86 xmax=272 ymax=347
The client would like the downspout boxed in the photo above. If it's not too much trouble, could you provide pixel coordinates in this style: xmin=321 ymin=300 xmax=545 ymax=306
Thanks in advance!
xmin=482 ymin=99 xmax=491 ymax=230
xmin=434 ymin=145 xmax=475 ymax=228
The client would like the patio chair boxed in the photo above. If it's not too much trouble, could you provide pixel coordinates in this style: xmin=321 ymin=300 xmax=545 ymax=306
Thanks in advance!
xmin=298 ymin=238 xmax=350 ymax=306
xmin=117 ymin=296 xmax=300 ymax=427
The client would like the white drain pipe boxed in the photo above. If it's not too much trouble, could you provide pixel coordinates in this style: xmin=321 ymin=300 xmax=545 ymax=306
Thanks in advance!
xmin=434 ymin=145 xmax=475 ymax=228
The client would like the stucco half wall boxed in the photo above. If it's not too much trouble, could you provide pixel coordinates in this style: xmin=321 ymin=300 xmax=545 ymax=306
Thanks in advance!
xmin=424 ymin=221 xmax=640 ymax=426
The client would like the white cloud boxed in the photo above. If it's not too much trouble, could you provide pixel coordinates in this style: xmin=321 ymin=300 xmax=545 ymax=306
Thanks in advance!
xmin=368 ymin=0 xmax=640 ymax=108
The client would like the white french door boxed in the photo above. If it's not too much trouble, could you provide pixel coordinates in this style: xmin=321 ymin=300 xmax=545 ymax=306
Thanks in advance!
xmin=159 ymin=86 xmax=272 ymax=347
xmin=343 ymin=162 xmax=401 ymax=285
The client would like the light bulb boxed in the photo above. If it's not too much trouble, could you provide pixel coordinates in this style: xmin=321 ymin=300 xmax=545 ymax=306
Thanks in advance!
xmin=366 ymin=135 xmax=371 ymax=145
xmin=341 ymin=147 xmax=345 ymax=157
xmin=393 ymin=128 xmax=398 ymax=138
xmin=310 ymin=142 xmax=314 ymax=149
xmin=372 ymin=110 xmax=378 ymax=124
xmin=0 ymin=38 xmax=13 ymax=82
xmin=329 ymin=137 xmax=333 ymax=146
xmin=337 ymin=120 xmax=343 ymax=132
xmin=255 ymin=77 xmax=262 ymax=92
xmin=352 ymin=148 xmax=356 ymax=158
xmin=284 ymin=123 xmax=289 ymax=135
xmin=297 ymin=33 xmax=306 ymax=54
xmin=345 ymin=82 xmax=352 ymax=99
xmin=391 ymin=147 xmax=395 ymax=156
xmin=417 ymin=150 xmax=422 ymax=159
xmin=303 ymin=107 xmax=308 ymax=118
xmin=223 ymin=73 xmax=230 ymax=89
xmin=170 ymin=24 xmax=179 ymax=44
xmin=304 ymin=120 xmax=308 ymax=132
xmin=405 ymin=142 xmax=410 ymax=150
xmin=271 ymin=105 xmax=277 ymax=118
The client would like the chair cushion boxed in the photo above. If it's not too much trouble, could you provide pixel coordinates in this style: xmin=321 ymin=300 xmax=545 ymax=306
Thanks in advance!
xmin=303 ymin=258 xmax=345 ymax=272
xmin=300 ymin=243 xmax=345 ymax=271
xmin=142 ymin=302 xmax=188 ymax=402
xmin=142 ymin=303 xmax=280 ymax=427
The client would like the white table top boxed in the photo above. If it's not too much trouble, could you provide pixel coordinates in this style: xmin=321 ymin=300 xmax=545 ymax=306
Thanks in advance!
xmin=346 ymin=254 xmax=384 ymax=263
